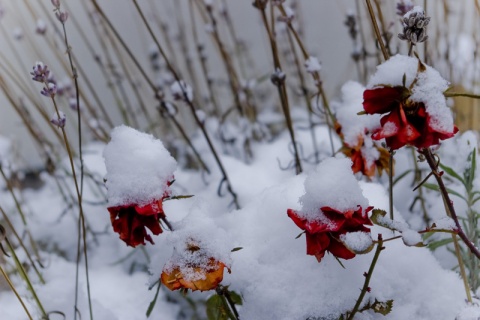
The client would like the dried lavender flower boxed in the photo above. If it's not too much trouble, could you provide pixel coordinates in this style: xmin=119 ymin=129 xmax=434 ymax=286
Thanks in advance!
xmin=55 ymin=10 xmax=68 ymax=23
xmin=31 ymin=62 xmax=50 ymax=82
xmin=41 ymin=83 xmax=57 ymax=97
xmin=36 ymin=19 xmax=47 ymax=35
xmin=50 ymin=111 xmax=66 ymax=128
xmin=398 ymin=6 xmax=430 ymax=44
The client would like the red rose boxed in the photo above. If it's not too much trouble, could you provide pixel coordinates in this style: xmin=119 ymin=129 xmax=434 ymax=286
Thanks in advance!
xmin=363 ymin=86 xmax=458 ymax=150
xmin=108 ymin=198 xmax=167 ymax=247
xmin=288 ymin=206 xmax=373 ymax=262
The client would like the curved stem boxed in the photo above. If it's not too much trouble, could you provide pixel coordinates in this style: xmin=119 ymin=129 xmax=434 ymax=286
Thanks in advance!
xmin=421 ymin=148 xmax=480 ymax=260
xmin=347 ymin=234 xmax=384 ymax=320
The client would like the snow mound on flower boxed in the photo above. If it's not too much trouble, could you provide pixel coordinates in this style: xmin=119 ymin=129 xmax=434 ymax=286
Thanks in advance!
xmin=103 ymin=125 xmax=177 ymax=207
xmin=156 ymin=200 xmax=233 ymax=282
xmin=299 ymin=157 xmax=369 ymax=220
xmin=334 ymin=81 xmax=381 ymax=148
xmin=367 ymin=54 xmax=454 ymax=135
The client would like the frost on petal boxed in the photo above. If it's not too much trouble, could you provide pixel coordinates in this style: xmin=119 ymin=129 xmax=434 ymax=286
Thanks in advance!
xmin=103 ymin=125 xmax=177 ymax=207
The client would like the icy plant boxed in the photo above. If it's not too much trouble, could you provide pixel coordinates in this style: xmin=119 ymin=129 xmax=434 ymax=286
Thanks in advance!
xmin=103 ymin=125 xmax=176 ymax=247
xmin=287 ymin=158 xmax=374 ymax=262
xmin=363 ymin=54 xmax=458 ymax=150
xmin=161 ymin=239 xmax=230 ymax=292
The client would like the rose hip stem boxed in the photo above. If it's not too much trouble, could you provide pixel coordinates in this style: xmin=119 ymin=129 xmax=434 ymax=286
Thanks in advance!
xmin=421 ymin=148 xmax=480 ymax=260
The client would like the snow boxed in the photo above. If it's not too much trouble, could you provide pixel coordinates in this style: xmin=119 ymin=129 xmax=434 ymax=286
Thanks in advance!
xmin=340 ymin=231 xmax=373 ymax=253
xmin=432 ymin=217 xmax=456 ymax=231
xmin=0 ymin=120 xmax=476 ymax=319
xmin=305 ymin=56 xmax=322 ymax=73
xmin=299 ymin=157 xmax=369 ymax=221
xmin=402 ymin=229 xmax=423 ymax=246
xmin=103 ymin=125 xmax=177 ymax=207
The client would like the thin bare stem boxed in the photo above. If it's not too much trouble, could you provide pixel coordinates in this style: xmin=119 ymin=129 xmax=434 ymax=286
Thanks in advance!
xmin=365 ymin=0 xmax=389 ymax=61
xmin=0 ymin=264 xmax=34 ymax=320
xmin=347 ymin=234 xmax=384 ymax=320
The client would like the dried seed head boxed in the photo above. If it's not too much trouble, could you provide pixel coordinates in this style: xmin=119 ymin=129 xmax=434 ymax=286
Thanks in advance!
xmin=398 ymin=6 xmax=430 ymax=44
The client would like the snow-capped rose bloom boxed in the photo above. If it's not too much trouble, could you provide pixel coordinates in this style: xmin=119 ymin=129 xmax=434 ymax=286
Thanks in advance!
xmin=103 ymin=125 xmax=177 ymax=247
xmin=287 ymin=158 xmax=373 ymax=262
xmin=363 ymin=55 xmax=458 ymax=150
xmin=288 ymin=206 xmax=373 ymax=262
xmin=108 ymin=185 xmax=171 ymax=247
xmin=161 ymin=241 xmax=231 ymax=292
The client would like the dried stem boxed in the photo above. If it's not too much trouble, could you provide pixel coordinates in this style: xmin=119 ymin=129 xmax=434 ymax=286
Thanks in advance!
xmin=365 ymin=0 xmax=389 ymax=61
xmin=255 ymin=1 xmax=302 ymax=174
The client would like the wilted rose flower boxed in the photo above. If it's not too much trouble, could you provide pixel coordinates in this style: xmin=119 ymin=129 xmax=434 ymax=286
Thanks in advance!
xmin=161 ymin=241 xmax=230 ymax=292
xmin=108 ymin=187 xmax=171 ymax=247
xmin=363 ymin=55 xmax=458 ymax=150
xmin=287 ymin=205 xmax=373 ymax=262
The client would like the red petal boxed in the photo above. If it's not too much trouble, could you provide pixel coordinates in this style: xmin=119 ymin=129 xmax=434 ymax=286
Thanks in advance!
xmin=305 ymin=232 xmax=330 ymax=259
xmin=287 ymin=209 xmax=307 ymax=230
xmin=363 ymin=87 xmax=403 ymax=114
xmin=135 ymin=199 xmax=164 ymax=216
xmin=328 ymin=237 xmax=356 ymax=260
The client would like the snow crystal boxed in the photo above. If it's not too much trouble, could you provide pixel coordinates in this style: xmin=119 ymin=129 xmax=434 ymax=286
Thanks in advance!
xmin=340 ymin=231 xmax=373 ymax=253
xmin=103 ymin=125 xmax=177 ymax=207
xmin=299 ymin=157 xmax=369 ymax=221
xmin=305 ymin=56 xmax=321 ymax=73
xmin=402 ymin=229 xmax=423 ymax=246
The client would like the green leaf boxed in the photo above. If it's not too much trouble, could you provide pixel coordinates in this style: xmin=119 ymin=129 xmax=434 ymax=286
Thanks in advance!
xmin=371 ymin=299 xmax=394 ymax=315
xmin=146 ymin=281 xmax=162 ymax=317
xmin=439 ymin=163 xmax=465 ymax=185
xmin=422 ymin=183 xmax=467 ymax=201
xmin=392 ymin=169 xmax=413 ymax=186
xmin=164 ymin=195 xmax=194 ymax=201
xmin=422 ymin=183 xmax=439 ymax=192
xmin=206 ymin=293 xmax=237 ymax=320
xmin=464 ymin=149 xmax=476 ymax=191
xmin=428 ymin=238 xmax=454 ymax=251
xmin=231 ymin=247 xmax=243 ymax=252
xmin=228 ymin=291 xmax=243 ymax=306
xmin=206 ymin=295 xmax=227 ymax=320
